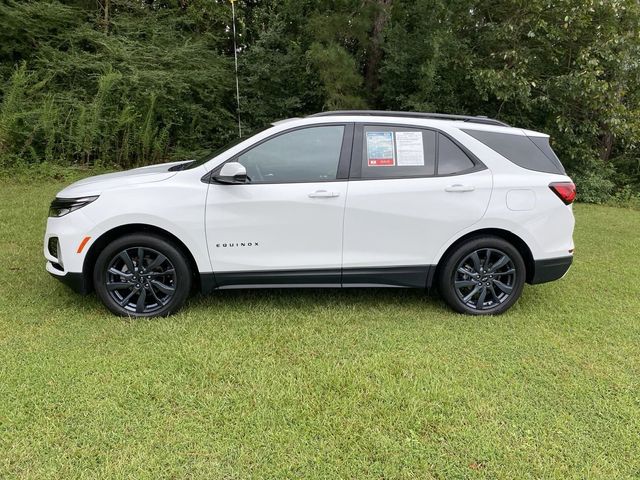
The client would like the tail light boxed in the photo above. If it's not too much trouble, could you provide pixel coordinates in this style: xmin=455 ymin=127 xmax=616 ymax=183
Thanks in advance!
xmin=549 ymin=182 xmax=576 ymax=205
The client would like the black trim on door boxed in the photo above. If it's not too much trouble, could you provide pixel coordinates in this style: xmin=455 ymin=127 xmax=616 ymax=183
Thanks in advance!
xmin=213 ymin=268 xmax=341 ymax=288
xmin=342 ymin=265 xmax=431 ymax=288
xmin=199 ymin=265 xmax=434 ymax=293
xmin=337 ymin=123 xmax=355 ymax=179
xmin=350 ymin=124 xmax=365 ymax=179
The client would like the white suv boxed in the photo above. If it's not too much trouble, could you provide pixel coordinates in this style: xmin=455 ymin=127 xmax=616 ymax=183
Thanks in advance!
xmin=44 ymin=111 xmax=576 ymax=317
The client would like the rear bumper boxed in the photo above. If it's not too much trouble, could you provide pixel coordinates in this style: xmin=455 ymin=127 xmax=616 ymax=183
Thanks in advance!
xmin=530 ymin=256 xmax=573 ymax=285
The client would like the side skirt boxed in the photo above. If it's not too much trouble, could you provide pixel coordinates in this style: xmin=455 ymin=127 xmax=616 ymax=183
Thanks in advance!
xmin=200 ymin=265 xmax=434 ymax=294
xmin=342 ymin=265 xmax=431 ymax=288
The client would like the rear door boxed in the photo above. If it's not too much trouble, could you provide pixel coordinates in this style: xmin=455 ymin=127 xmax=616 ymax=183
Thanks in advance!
xmin=342 ymin=124 xmax=492 ymax=287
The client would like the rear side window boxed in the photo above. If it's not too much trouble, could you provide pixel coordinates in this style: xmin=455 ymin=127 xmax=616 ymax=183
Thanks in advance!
xmin=361 ymin=126 xmax=436 ymax=178
xmin=462 ymin=129 xmax=565 ymax=175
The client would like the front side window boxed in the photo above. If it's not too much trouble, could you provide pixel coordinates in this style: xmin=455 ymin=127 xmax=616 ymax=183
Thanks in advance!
xmin=360 ymin=126 xmax=436 ymax=179
xmin=235 ymin=126 xmax=345 ymax=183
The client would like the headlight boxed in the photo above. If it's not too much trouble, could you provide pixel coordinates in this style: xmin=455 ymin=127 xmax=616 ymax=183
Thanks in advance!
xmin=49 ymin=196 xmax=99 ymax=217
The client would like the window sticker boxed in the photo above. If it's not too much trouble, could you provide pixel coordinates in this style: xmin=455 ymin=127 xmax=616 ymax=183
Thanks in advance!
xmin=396 ymin=131 xmax=424 ymax=166
xmin=366 ymin=131 xmax=395 ymax=166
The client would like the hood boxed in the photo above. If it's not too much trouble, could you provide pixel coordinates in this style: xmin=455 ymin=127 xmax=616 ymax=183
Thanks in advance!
xmin=56 ymin=160 xmax=191 ymax=198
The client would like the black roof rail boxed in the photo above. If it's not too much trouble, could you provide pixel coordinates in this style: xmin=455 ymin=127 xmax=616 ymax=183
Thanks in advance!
xmin=308 ymin=110 xmax=510 ymax=127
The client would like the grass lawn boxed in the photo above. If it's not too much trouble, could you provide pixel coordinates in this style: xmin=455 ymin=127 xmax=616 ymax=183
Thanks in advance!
xmin=0 ymin=177 xmax=639 ymax=479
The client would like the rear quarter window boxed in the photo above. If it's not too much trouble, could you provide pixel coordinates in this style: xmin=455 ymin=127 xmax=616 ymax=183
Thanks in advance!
xmin=462 ymin=129 xmax=565 ymax=175
xmin=437 ymin=134 xmax=475 ymax=175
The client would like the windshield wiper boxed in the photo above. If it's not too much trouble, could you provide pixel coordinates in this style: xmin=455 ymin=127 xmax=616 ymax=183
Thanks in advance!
xmin=168 ymin=161 xmax=195 ymax=172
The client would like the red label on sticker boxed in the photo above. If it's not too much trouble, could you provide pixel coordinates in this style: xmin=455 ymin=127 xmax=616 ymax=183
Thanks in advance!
xmin=368 ymin=158 xmax=395 ymax=166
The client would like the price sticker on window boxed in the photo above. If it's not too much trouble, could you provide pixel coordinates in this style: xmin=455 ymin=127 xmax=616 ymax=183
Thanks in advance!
xmin=366 ymin=132 xmax=395 ymax=166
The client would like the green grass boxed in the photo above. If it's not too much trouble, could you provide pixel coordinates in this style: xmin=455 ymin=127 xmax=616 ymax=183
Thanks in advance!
xmin=1 ymin=178 xmax=639 ymax=479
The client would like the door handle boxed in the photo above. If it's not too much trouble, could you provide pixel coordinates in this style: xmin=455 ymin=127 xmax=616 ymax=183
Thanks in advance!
xmin=445 ymin=184 xmax=475 ymax=192
xmin=308 ymin=190 xmax=340 ymax=198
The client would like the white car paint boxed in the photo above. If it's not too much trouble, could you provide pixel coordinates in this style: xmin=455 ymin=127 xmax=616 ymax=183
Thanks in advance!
xmin=206 ymin=181 xmax=348 ymax=272
xmin=342 ymin=170 xmax=492 ymax=268
xmin=44 ymin=113 xmax=575 ymax=298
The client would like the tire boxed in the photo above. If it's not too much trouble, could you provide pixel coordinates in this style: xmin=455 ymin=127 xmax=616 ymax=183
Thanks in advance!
xmin=437 ymin=236 xmax=526 ymax=315
xmin=93 ymin=233 xmax=192 ymax=317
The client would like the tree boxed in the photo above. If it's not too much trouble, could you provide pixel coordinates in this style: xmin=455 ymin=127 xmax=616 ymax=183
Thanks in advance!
xmin=0 ymin=0 xmax=638 ymax=201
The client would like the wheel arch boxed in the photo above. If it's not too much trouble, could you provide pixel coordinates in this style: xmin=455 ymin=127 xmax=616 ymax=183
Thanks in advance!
xmin=432 ymin=228 xmax=535 ymax=286
xmin=82 ymin=223 xmax=201 ymax=293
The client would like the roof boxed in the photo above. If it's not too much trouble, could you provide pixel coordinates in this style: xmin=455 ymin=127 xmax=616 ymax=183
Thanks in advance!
xmin=270 ymin=111 xmax=547 ymax=137
xmin=308 ymin=110 xmax=509 ymax=127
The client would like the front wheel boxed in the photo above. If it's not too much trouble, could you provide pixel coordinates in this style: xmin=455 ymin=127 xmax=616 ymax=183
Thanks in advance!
xmin=93 ymin=233 xmax=192 ymax=317
xmin=437 ymin=236 xmax=526 ymax=315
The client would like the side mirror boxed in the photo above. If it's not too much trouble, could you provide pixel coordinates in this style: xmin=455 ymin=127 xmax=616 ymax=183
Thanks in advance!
xmin=214 ymin=162 xmax=247 ymax=184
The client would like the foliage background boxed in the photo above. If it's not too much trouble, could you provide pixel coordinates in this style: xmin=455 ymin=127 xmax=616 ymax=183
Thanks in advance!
xmin=1 ymin=0 xmax=639 ymax=202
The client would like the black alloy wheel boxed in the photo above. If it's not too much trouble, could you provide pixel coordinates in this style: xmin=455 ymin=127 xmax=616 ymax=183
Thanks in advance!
xmin=438 ymin=236 xmax=526 ymax=315
xmin=105 ymin=246 xmax=177 ymax=314
xmin=94 ymin=233 xmax=191 ymax=317
xmin=453 ymin=248 xmax=516 ymax=311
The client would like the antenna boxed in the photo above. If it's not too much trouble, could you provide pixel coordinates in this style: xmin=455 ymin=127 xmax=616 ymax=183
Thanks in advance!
xmin=230 ymin=0 xmax=242 ymax=137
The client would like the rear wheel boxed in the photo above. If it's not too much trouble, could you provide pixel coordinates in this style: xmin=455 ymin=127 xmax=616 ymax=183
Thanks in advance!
xmin=94 ymin=233 xmax=191 ymax=317
xmin=437 ymin=236 xmax=525 ymax=315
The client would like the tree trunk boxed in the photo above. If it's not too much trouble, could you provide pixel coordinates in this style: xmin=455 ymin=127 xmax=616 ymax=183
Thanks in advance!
xmin=364 ymin=0 xmax=392 ymax=101
xmin=99 ymin=0 xmax=110 ymax=34
xmin=599 ymin=128 xmax=614 ymax=163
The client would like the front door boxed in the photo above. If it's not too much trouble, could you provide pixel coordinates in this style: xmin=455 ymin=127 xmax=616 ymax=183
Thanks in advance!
xmin=205 ymin=124 xmax=351 ymax=287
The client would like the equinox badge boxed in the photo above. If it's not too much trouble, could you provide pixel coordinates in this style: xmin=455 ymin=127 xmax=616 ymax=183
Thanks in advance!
xmin=215 ymin=242 xmax=259 ymax=248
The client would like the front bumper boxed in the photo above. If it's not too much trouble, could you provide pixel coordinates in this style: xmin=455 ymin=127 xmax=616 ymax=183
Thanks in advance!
xmin=530 ymin=256 xmax=573 ymax=285
xmin=44 ymin=211 xmax=96 ymax=294
xmin=46 ymin=261 xmax=90 ymax=294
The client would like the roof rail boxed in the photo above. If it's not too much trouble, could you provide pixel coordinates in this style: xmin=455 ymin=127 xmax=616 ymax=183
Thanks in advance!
xmin=308 ymin=110 xmax=510 ymax=127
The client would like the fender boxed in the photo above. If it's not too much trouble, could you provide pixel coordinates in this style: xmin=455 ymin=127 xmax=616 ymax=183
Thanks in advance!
xmin=431 ymin=218 xmax=540 ymax=267
xmin=83 ymin=215 xmax=210 ymax=272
